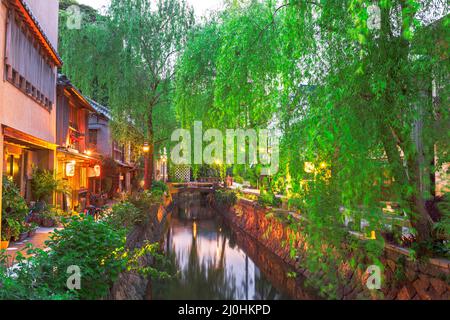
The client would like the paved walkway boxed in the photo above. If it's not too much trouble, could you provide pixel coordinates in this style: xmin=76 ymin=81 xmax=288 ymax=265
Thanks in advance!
xmin=4 ymin=227 xmax=57 ymax=266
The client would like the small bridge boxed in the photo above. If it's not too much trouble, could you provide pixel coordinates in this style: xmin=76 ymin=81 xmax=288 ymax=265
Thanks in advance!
xmin=167 ymin=182 xmax=220 ymax=195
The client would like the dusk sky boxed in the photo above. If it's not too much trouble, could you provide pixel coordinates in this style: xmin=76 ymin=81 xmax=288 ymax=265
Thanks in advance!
xmin=76 ymin=0 xmax=224 ymax=16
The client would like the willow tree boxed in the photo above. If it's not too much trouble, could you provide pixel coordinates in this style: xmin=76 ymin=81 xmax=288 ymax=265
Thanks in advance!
xmin=105 ymin=0 xmax=194 ymax=187
xmin=277 ymin=0 xmax=449 ymax=249
xmin=174 ymin=0 xmax=448 ymax=297
xmin=59 ymin=0 xmax=194 ymax=187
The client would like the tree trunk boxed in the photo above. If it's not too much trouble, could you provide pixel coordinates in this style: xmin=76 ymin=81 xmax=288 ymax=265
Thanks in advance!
xmin=146 ymin=106 xmax=154 ymax=189
xmin=409 ymin=195 xmax=433 ymax=245
xmin=407 ymin=157 xmax=434 ymax=250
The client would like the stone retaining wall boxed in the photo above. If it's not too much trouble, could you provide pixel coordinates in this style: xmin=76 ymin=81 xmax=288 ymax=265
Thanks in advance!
xmin=221 ymin=198 xmax=450 ymax=300
xmin=108 ymin=198 xmax=171 ymax=300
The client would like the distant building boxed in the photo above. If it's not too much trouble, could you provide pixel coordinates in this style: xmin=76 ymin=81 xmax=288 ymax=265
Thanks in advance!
xmin=55 ymin=74 xmax=101 ymax=211
xmin=87 ymin=99 xmax=137 ymax=196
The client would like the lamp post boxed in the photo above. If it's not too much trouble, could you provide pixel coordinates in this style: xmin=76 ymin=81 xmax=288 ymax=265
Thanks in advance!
xmin=143 ymin=142 xmax=150 ymax=190
xmin=161 ymin=149 xmax=168 ymax=182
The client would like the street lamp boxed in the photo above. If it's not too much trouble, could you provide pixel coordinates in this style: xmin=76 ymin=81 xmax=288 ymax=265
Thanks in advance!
xmin=143 ymin=142 xmax=150 ymax=190
xmin=161 ymin=148 xmax=168 ymax=182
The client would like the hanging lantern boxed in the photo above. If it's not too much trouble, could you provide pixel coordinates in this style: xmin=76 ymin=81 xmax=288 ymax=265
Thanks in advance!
xmin=94 ymin=165 xmax=101 ymax=177
xmin=304 ymin=162 xmax=315 ymax=173
xmin=66 ymin=160 xmax=76 ymax=177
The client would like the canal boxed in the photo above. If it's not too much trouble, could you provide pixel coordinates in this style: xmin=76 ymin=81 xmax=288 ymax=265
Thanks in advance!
xmin=152 ymin=213 xmax=319 ymax=300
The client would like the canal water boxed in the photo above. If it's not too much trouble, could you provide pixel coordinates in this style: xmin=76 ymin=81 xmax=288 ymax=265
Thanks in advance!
xmin=152 ymin=215 xmax=318 ymax=300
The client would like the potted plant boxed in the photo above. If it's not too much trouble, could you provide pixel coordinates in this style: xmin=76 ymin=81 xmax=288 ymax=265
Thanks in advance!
xmin=2 ymin=177 xmax=29 ymax=242
xmin=31 ymin=168 xmax=58 ymax=208
xmin=7 ymin=218 xmax=21 ymax=242
xmin=40 ymin=211 xmax=57 ymax=228
xmin=40 ymin=206 xmax=66 ymax=228
xmin=1 ymin=230 xmax=10 ymax=250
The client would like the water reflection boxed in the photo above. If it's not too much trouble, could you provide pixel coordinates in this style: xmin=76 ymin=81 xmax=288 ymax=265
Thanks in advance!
xmin=153 ymin=218 xmax=292 ymax=300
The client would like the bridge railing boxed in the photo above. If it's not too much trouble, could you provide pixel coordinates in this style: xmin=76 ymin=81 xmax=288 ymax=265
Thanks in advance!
xmin=167 ymin=182 xmax=220 ymax=194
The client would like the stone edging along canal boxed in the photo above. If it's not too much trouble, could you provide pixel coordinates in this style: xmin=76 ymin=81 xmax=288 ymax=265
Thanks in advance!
xmin=215 ymin=197 xmax=450 ymax=300
xmin=108 ymin=193 xmax=449 ymax=300
xmin=109 ymin=196 xmax=173 ymax=300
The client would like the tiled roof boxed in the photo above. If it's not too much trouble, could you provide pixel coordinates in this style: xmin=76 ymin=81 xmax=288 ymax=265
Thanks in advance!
xmin=86 ymin=97 xmax=112 ymax=120
xmin=58 ymin=74 xmax=96 ymax=112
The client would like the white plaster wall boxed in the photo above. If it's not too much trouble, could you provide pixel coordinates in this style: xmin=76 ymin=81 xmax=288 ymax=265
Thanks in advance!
xmin=0 ymin=1 xmax=57 ymax=144
xmin=23 ymin=0 xmax=59 ymax=49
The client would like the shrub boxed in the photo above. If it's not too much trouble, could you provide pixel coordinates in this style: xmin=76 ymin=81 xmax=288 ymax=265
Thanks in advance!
xmin=2 ymin=177 xmax=29 ymax=240
xmin=215 ymin=189 xmax=237 ymax=208
xmin=258 ymin=192 xmax=281 ymax=208
xmin=287 ymin=194 xmax=305 ymax=212
xmin=107 ymin=201 xmax=141 ymax=230
xmin=31 ymin=168 xmax=70 ymax=202
xmin=0 ymin=215 xmax=169 ymax=300
xmin=0 ymin=215 xmax=126 ymax=299
xmin=233 ymin=175 xmax=244 ymax=184
xmin=129 ymin=190 xmax=164 ymax=214
xmin=152 ymin=180 xmax=168 ymax=193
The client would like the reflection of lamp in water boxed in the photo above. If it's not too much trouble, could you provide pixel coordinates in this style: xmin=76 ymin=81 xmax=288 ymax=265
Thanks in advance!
xmin=193 ymin=221 xmax=197 ymax=239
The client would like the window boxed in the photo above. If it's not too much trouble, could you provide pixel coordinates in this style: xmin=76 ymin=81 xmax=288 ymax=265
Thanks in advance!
xmin=80 ymin=167 xmax=87 ymax=189
xmin=89 ymin=129 xmax=98 ymax=145
xmin=69 ymin=105 xmax=79 ymax=129
xmin=113 ymin=141 xmax=125 ymax=162
xmin=4 ymin=11 xmax=55 ymax=110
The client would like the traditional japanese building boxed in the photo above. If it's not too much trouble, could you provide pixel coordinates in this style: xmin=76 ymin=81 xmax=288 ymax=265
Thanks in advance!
xmin=55 ymin=74 xmax=101 ymax=211
xmin=0 ymin=0 xmax=61 ymax=239
xmin=87 ymin=99 xmax=138 ymax=197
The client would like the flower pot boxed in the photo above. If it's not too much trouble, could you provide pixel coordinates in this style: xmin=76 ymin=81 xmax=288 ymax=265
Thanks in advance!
xmin=0 ymin=240 xmax=10 ymax=250
xmin=18 ymin=232 xmax=28 ymax=242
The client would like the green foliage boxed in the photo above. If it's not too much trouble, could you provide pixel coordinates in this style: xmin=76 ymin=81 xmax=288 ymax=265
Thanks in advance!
xmin=233 ymin=175 xmax=244 ymax=184
xmin=173 ymin=0 xmax=449 ymax=297
xmin=0 ymin=215 xmax=169 ymax=300
xmin=45 ymin=215 xmax=128 ymax=299
xmin=106 ymin=201 xmax=141 ymax=230
xmin=434 ymin=195 xmax=450 ymax=237
xmin=287 ymin=194 xmax=305 ymax=212
xmin=258 ymin=191 xmax=281 ymax=208
xmin=152 ymin=181 xmax=169 ymax=193
xmin=31 ymin=168 xmax=70 ymax=202
xmin=2 ymin=177 xmax=29 ymax=240
xmin=214 ymin=189 xmax=238 ymax=208
xmin=59 ymin=0 xmax=195 ymax=183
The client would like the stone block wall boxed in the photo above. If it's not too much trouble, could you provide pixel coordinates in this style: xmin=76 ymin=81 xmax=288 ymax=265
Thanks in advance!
xmin=221 ymin=198 xmax=450 ymax=300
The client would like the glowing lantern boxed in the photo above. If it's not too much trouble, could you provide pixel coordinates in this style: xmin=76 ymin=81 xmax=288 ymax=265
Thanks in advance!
xmin=304 ymin=162 xmax=315 ymax=173
xmin=193 ymin=221 xmax=197 ymax=239
xmin=94 ymin=165 xmax=101 ymax=177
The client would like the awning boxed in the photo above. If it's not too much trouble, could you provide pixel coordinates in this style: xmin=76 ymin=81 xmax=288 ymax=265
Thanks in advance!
xmin=3 ymin=126 xmax=57 ymax=150
xmin=57 ymin=148 xmax=101 ymax=164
